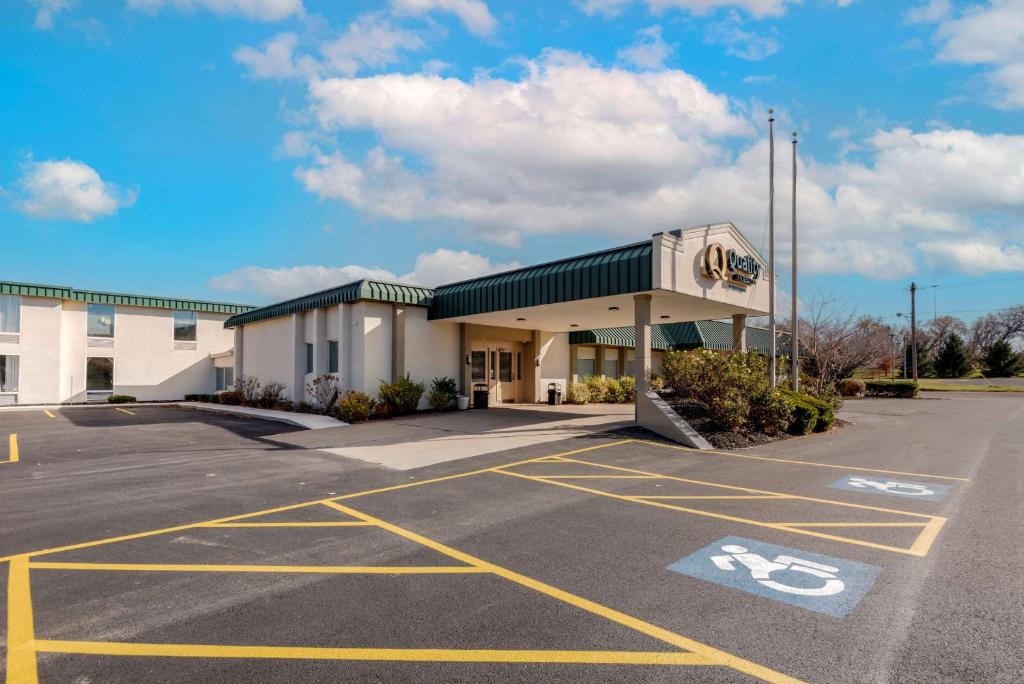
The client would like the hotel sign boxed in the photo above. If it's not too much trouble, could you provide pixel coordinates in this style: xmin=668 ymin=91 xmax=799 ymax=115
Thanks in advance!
xmin=701 ymin=243 xmax=761 ymax=289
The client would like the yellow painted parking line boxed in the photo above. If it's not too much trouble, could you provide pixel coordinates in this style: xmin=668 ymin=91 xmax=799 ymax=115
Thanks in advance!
xmin=632 ymin=439 xmax=971 ymax=482
xmin=320 ymin=500 xmax=801 ymax=683
xmin=495 ymin=461 xmax=947 ymax=557
xmin=114 ymin=407 xmax=135 ymax=415
xmin=5 ymin=434 xmax=18 ymax=464
xmin=43 ymin=410 xmax=55 ymax=418
xmin=634 ymin=495 xmax=790 ymax=500
xmin=33 ymin=641 xmax=715 ymax=666
xmin=28 ymin=561 xmax=485 ymax=574
xmin=538 ymin=475 xmax=661 ymax=479
xmin=0 ymin=440 xmax=632 ymax=565
xmin=777 ymin=522 xmax=928 ymax=528
xmin=197 ymin=521 xmax=375 ymax=528
xmin=6 ymin=556 xmax=38 ymax=684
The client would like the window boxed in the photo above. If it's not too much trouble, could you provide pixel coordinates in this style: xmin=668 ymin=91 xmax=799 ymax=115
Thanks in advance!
xmin=328 ymin=341 xmax=339 ymax=374
xmin=575 ymin=358 xmax=596 ymax=378
xmin=87 ymin=303 xmax=115 ymax=338
xmin=603 ymin=359 xmax=619 ymax=379
xmin=471 ymin=351 xmax=486 ymax=382
xmin=0 ymin=355 xmax=18 ymax=392
xmin=216 ymin=367 xmax=234 ymax=392
xmin=499 ymin=351 xmax=512 ymax=382
xmin=0 ymin=295 xmax=21 ymax=334
xmin=173 ymin=310 xmax=197 ymax=342
xmin=305 ymin=343 xmax=314 ymax=374
xmin=86 ymin=357 xmax=113 ymax=391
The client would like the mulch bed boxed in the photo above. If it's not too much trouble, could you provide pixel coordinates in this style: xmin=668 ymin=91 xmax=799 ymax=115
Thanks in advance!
xmin=661 ymin=396 xmax=795 ymax=450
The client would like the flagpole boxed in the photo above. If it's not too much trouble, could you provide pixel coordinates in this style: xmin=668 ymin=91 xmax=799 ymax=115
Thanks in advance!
xmin=791 ymin=131 xmax=799 ymax=392
xmin=768 ymin=109 xmax=776 ymax=386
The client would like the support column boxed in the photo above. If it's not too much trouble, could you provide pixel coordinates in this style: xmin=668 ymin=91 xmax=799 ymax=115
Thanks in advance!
xmin=634 ymin=294 xmax=653 ymax=393
xmin=391 ymin=305 xmax=406 ymax=382
xmin=233 ymin=326 xmax=244 ymax=381
xmin=291 ymin=313 xmax=305 ymax=403
xmin=732 ymin=313 xmax=747 ymax=353
xmin=339 ymin=304 xmax=351 ymax=392
xmin=569 ymin=345 xmax=579 ymax=386
xmin=313 ymin=308 xmax=328 ymax=376
xmin=459 ymin=323 xmax=471 ymax=395
xmin=596 ymin=346 xmax=606 ymax=378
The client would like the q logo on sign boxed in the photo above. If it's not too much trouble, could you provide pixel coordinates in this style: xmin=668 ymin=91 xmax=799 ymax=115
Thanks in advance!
xmin=702 ymin=242 xmax=728 ymax=281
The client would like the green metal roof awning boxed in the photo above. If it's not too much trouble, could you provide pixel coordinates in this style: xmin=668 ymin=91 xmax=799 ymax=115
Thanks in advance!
xmin=0 ymin=281 xmax=255 ymax=315
xmin=429 ymin=241 xmax=653 ymax=320
xmin=223 ymin=279 xmax=434 ymax=328
xmin=569 ymin=320 xmax=790 ymax=355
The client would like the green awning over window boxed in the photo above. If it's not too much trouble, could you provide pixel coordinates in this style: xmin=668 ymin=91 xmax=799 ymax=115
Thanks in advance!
xmin=569 ymin=320 xmax=790 ymax=355
xmin=0 ymin=281 xmax=254 ymax=315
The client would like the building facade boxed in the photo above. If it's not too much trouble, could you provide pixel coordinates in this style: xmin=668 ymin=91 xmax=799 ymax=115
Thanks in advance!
xmin=0 ymin=282 xmax=253 ymax=405
xmin=226 ymin=223 xmax=775 ymax=407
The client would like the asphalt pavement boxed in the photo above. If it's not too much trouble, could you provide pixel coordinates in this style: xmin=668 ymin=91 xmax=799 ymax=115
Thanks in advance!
xmin=1 ymin=394 xmax=1021 ymax=683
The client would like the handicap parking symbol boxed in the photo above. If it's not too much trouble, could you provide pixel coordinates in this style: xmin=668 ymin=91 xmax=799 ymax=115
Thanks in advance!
xmin=829 ymin=474 xmax=951 ymax=501
xmin=667 ymin=536 xmax=881 ymax=617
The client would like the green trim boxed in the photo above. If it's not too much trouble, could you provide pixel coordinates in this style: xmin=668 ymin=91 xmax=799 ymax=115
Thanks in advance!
xmin=429 ymin=241 xmax=652 ymax=320
xmin=570 ymin=320 xmax=790 ymax=355
xmin=223 ymin=280 xmax=434 ymax=328
xmin=0 ymin=281 xmax=254 ymax=315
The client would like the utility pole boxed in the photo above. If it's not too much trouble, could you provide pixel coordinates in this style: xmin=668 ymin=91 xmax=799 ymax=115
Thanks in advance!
xmin=910 ymin=282 xmax=919 ymax=381
xmin=768 ymin=109 xmax=777 ymax=386
xmin=890 ymin=330 xmax=896 ymax=381
xmin=790 ymin=130 xmax=799 ymax=392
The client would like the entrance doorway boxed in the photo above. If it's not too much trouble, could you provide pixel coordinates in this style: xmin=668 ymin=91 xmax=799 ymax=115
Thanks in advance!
xmin=470 ymin=342 xmax=524 ymax=405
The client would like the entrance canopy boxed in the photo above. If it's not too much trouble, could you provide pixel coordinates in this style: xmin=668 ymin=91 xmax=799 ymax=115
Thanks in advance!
xmin=430 ymin=223 xmax=769 ymax=332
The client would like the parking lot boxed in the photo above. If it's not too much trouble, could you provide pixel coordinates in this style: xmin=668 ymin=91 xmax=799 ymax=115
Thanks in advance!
xmin=2 ymin=394 xmax=1023 ymax=682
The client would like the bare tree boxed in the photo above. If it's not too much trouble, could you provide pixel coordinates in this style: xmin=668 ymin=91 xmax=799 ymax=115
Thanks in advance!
xmin=798 ymin=296 xmax=890 ymax=393
xmin=925 ymin=315 xmax=968 ymax=352
xmin=970 ymin=305 xmax=1024 ymax=354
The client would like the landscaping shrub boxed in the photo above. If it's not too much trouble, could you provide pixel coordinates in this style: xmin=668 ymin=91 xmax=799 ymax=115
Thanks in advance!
xmin=583 ymin=375 xmax=609 ymax=403
xmin=335 ymin=390 xmax=375 ymax=423
xmin=377 ymin=374 xmax=425 ymax=416
xmin=294 ymin=401 xmax=316 ymax=414
xmin=217 ymin=391 xmax=241 ymax=405
xmin=616 ymin=375 xmax=637 ymax=402
xmin=305 ymin=374 xmax=340 ymax=414
xmin=184 ymin=393 xmax=218 ymax=402
xmin=233 ymin=375 xmax=261 ymax=405
xmin=107 ymin=395 xmax=136 ymax=404
xmin=427 ymin=376 xmax=458 ymax=411
xmin=564 ymin=383 xmax=590 ymax=404
xmin=864 ymin=379 xmax=919 ymax=398
xmin=661 ymin=349 xmax=787 ymax=432
xmin=787 ymin=399 xmax=819 ymax=435
xmin=748 ymin=388 xmax=793 ymax=435
xmin=255 ymin=381 xmax=287 ymax=409
xmin=564 ymin=375 xmax=637 ymax=404
xmin=780 ymin=388 xmax=835 ymax=433
xmin=839 ymin=378 xmax=866 ymax=397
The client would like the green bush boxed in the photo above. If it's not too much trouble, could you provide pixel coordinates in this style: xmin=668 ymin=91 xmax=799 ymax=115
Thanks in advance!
xmin=583 ymin=375 xmax=608 ymax=403
xmin=748 ymin=388 xmax=793 ymax=435
xmin=255 ymin=381 xmax=287 ymax=409
xmin=564 ymin=375 xmax=637 ymax=404
xmin=427 ymin=376 xmax=458 ymax=411
xmin=335 ymin=390 xmax=375 ymax=423
xmin=294 ymin=401 xmax=316 ymax=414
xmin=184 ymin=393 xmax=218 ymax=403
xmin=839 ymin=379 xmax=866 ymax=397
xmin=983 ymin=340 xmax=1023 ymax=377
xmin=564 ymin=383 xmax=590 ymax=404
xmin=787 ymin=399 xmax=819 ymax=435
xmin=661 ymin=349 xmax=789 ymax=432
xmin=864 ymin=379 xmax=919 ymax=398
xmin=934 ymin=333 xmax=973 ymax=378
xmin=217 ymin=391 xmax=241 ymax=405
xmin=377 ymin=374 xmax=425 ymax=416
xmin=108 ymin=395 xmax=136 ymax=404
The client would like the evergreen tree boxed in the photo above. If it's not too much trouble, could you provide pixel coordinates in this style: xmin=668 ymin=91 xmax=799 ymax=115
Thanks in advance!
xmin=983 ymin=340 xmax=1023 ymax=377
xmin=903 ymin=342 xmax=935 ymax=378
xmin=934 ymin=333 xmax=973 ymax=378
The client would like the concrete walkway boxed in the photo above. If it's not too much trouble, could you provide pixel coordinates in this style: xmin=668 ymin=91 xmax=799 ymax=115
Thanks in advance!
xmin=270 ymin=403 xmax=634 ymax=470
xmin=181 ymin=402 xmax=347 ymax=430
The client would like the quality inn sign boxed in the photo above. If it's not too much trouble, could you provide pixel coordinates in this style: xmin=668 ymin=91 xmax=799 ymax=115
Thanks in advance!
xmin=701 ymin=243 xmax=761 ymax=289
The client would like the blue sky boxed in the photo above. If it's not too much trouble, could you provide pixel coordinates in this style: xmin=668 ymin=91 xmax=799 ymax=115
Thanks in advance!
xmin=2 ymin=0 xmax=1023 ymax=326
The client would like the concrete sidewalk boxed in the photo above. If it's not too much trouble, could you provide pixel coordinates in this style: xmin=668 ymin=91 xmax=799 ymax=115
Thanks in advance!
xmin=181 ymin=402 xmax=347 ymax=430
xmin=270 ymin=403 xmax=634 ymax=470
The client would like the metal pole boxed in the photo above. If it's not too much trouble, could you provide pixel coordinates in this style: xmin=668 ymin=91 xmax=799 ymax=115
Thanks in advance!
xmin=910 ymin=282 xmax=919 ymax=381
xmin=790 ymin=131 xmax=799 ymax=392
xmin=768 ymin=109 xmax=776 ymax=386
xmin=890 ymin=331 xmax=896 ymax=381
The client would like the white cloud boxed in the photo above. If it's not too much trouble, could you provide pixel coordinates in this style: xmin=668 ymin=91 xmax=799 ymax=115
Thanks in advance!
xmin=127 ymin=0 xmax=303 ymax=21
xmin=617 ymin=25 xmax=673 ymax=70
xmin=647 ymin=0 xmax=793 ymax=19
xmin=9 ymin=158 xmax=136 ymax=222
xmin=704 ymin=13 xmax=780 ymax=60
xmin=210 ymin=248 xmax=520 ymax=300
xmin=320 ymin=13 xmax=425 ymax=76
xmin=576 ymin=0 xmax=633 ymax=18
xmin=29 ymin=0 xmax=71 ymax=29
xmin=920 ymin=239 xmax=1024 ymax=273
xmin=929 ymin=0 xmax=1024 ymax=109
xmin=904 ymin=0 xmax=952 ymax=24
xmin=233 ymin=32 xmax=317 ymax=79
xmin=390 ymin=0 xmax=497 ymax=36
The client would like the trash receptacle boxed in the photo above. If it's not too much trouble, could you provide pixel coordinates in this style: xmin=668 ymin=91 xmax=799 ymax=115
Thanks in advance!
xmin=547 ymin=382 xmax=563 ymax=405
xmin=472 ymin=383 xmax=489 ymax=409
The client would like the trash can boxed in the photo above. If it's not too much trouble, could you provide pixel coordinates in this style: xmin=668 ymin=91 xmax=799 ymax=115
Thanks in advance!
xmin=547 ymin=382 xmax=563 ymax=406
xmin=472 ymin=383 xmax=489 ymax=409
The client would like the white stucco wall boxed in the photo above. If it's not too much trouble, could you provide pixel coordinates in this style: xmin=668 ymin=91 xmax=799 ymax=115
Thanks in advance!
xmin=404 ymin=306 xmax=459 ymax=408
xmin=240 ymin=315 xmax=296 ymax=395
xmin=350 ymin=301 xmax=393 ymax=395
xmin=0 ymin=296 xmax=63 ymax=404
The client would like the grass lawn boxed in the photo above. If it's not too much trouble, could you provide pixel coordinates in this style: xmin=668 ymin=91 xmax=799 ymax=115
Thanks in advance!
xmin=918 ymin=379 xmax=1024 ymax=393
